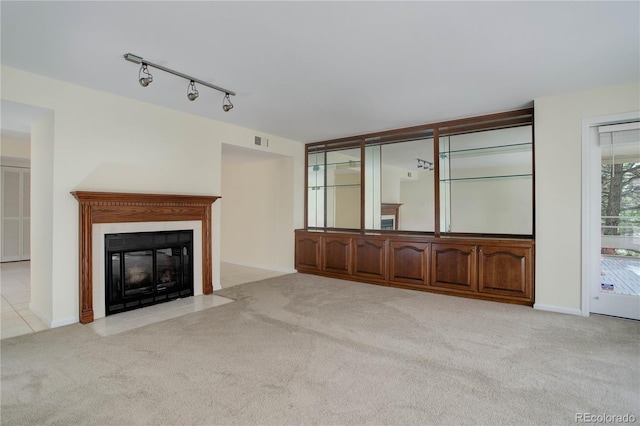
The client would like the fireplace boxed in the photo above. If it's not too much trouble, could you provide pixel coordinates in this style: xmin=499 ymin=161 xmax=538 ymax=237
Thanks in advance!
xmin=105 ymin=230 xmax=193 ymax=315
xmin=71 ymin=191 xmax=220 ymax=324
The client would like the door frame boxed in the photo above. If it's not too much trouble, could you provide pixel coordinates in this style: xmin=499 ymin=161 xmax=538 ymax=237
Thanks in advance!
xmin=581 ymin=111 xmax=640 ymax=317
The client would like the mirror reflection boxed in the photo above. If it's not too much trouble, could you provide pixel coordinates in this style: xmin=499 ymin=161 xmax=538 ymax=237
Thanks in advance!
xmin=439 ymin=125 xmax=533 ymax=234
xmin=365 ymin=138 xmax=435 ymax=232
xmin=308 ymin=147 xmax=361 ymax=229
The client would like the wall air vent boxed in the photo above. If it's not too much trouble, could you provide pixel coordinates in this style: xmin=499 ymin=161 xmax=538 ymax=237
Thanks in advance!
xmin=255 ymin=136 xmax=269 ymax=147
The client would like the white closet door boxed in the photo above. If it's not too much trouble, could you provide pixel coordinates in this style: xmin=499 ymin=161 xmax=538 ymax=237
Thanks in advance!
xmin=21 ymin=169 xmax=31 ymax=260
xmin=1 ymin=166 xmax=30 ymax=262
xmin=2 ymin=167 xmax=22 ymax=261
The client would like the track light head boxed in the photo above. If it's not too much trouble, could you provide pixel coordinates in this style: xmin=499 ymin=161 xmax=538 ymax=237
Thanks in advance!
xmin=223 ymin=93 xmax=234 ymax=112
xmin=187 ymin=81 xmax=199 ymax=101
xmin=138 ymin=64 xmax=153 ymax=87
xmin=139 ymin=77 xmax=153 ymax=87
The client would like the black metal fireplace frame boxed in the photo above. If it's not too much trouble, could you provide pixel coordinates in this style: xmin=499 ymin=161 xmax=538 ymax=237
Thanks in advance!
xmin=105 ymin=230 xmax=194 ymax=315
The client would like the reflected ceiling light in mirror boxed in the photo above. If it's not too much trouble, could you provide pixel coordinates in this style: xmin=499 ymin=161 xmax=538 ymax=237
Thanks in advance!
xmin=416 ymin=158 xmax=434 ymax=171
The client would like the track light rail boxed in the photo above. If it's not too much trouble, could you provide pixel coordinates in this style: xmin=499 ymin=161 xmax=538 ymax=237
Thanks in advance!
xmin=124 ymin=53 xmax=236 ymax=97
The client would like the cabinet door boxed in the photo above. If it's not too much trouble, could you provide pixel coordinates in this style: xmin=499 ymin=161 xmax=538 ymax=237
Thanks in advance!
xmin=322 ymin=236 xmax=351 ymax=275
xmin=295 ymin=233 xmax=322 ymax=272
xmin=389 ymin=241 xmax=429 ymax=287
xmin=431 ymin=243 xmax=477 ymax=291
xmin=478 ymin=245 xmax=533 ymax=300
xmin=352 ymin=238 xmax=386 ymax=282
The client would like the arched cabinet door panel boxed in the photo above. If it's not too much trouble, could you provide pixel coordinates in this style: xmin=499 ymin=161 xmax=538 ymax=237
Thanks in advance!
xmin=322 ymin=236 xmax=351 ymax=276
xmin=478 ymin=245 xmax=533 ymax=300
xmin=352 ymin=238 xmax=387 ymax=282
xmin=389 ymin=241 xmax=430 ymax=287
xmin=295 ymin=233 xmax=322 ymax=272
xmin=430 ymin=243 xmax=477 ymax=292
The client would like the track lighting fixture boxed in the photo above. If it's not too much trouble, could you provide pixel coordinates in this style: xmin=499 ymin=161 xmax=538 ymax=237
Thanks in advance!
xmin=124 ymin=53 xmax=236 ymax=112
xmin=138 ymin=64 xmax=153 ymax=87
xmin=222 ymin=93 xmax=234 ymax=112
xmin=187 ymin=81 xmax=199 ymax=101
xmin=416 ymin=158 xmax=434 ymax=171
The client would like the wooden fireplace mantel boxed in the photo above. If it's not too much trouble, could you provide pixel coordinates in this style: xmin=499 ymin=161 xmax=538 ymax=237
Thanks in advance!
xmin=71 ymin=191 xmax=220 ymax=324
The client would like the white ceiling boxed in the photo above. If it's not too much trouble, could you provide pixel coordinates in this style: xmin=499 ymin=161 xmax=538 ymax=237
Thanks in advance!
xmin=1 ymin=1 xmax=638 ymax=143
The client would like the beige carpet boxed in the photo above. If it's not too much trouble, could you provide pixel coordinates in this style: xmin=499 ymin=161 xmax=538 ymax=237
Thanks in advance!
xmin=1 ymin=273 xmax=638 ymax=425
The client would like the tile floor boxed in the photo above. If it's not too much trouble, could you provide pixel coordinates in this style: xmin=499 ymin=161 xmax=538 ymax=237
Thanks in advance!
xmin=1 ymin=261 xmax=48 ymax=339
xmin=1 ymin=261 xmax=289 ymax=339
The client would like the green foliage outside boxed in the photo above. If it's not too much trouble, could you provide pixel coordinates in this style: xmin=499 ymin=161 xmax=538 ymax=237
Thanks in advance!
xmin=601 ymin=161 xmax=640 ymax=257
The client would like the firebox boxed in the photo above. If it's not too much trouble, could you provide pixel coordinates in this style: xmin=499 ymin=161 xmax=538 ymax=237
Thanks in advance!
xmin=105 ymin=230 xmax=193 ymax=315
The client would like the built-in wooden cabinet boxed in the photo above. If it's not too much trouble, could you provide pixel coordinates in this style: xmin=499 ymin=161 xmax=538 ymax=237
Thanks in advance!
xmin=299 ymin=108 xmax=536 ymax=306
xmin=295 ymin=230 xmax=534 ymax=305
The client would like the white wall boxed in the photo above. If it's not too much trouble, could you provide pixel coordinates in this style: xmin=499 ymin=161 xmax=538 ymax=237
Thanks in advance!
xmin=221 ymin=156 xmax=295 ymax=272
xmin=534 ymin=82 xmax=640 ymax=314
xmin=29 ymin=113 xmax=54 ymax=323
xmin=1 ymin=66 xmax=304 ymax=326
xmin=399 ymin=171 xmax=434 ymax=232
xmin=446 ymin=166 xmax=532 ymax=235
xmin=381 ymin=163 xmax=405 ymax=203
xmin=1 ymin=138 xmax=30 ymax=158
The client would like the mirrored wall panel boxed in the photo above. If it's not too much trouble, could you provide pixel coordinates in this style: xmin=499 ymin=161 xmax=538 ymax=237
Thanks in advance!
xmin=307 ymin=144 xmax=361 ymax=229
xmin=305 ymin=109 xmax=533 ymax=237
xmin=439 ymin=125 xmax=533 ymax=234
xmin=364 ymin=134 xmax=435 ymax=232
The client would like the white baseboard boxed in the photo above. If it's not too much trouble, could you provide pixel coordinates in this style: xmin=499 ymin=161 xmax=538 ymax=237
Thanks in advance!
xmin=220 ymin=259 xmax=296 ymax=274
xmin=534 ymin=303 xmax=583 ymax=316
xmin=51 ymin=316 xmax=79 ymax=328
xmin=28 ymin=304 xmax=52 ymax=328
xmin=29 ymin=305 xmax=79 ymax=328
